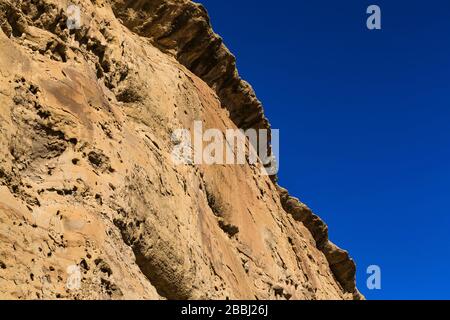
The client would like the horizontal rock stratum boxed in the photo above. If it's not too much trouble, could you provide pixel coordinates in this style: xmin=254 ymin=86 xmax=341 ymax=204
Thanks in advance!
xmin=0 ymin=0 xmax=363 ymax=300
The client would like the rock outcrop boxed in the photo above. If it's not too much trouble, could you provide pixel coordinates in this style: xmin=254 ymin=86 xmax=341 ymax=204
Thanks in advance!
xmin=0 ymin=0 xmax=362 ymax=300
xmin=110 ymin=0 xmax=269 ymax=132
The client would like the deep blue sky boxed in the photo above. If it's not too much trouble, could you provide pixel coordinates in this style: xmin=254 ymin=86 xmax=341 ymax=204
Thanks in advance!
xmin=197 ymin=0 xmax=450 ymax=299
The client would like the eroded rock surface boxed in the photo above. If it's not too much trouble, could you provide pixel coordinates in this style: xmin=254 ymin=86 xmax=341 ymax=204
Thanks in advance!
xmin=0 ymin=0 xmax=362 ymax=300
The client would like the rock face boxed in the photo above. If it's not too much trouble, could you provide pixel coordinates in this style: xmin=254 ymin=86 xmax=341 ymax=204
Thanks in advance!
xmin=0 ymin=0 xmax=362 ymax=300
xmin=110 ymin=0 xmax=269 ymax=132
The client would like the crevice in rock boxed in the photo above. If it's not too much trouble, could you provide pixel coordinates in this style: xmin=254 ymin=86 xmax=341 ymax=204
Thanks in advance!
xmin=205 ymin=183 xmax=239 ymax=238
xmin=112 ymin=210 xmax=191 ymax=300
xmin=218 ymin=218 xmax=239 ymax=238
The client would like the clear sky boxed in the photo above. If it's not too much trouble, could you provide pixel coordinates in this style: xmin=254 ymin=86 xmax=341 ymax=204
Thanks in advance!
xmin=197 ymin=0 xmax=450 ymax=299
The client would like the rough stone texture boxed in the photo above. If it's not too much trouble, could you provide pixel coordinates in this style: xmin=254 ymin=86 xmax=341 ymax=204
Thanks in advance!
xmin=0 ymin=0 xmax=362 ymax=300
xmin=109 ymin=0 xmax=269 ymax=132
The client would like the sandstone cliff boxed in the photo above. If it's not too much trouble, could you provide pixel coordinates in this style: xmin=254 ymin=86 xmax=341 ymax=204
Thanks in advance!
xmin=0 ymin=0 xmax=362 ymax=300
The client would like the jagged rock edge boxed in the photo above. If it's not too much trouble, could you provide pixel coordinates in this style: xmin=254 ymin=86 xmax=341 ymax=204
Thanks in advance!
xmin=108 ymin=0 xmax=363 ymax=299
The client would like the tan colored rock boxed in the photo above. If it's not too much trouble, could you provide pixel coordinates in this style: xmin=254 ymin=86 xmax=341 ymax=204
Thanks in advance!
xmin=109 ymin=0 xmax=269 ymax=131
xmin=0 ymin=0 xmax=362 ymax=300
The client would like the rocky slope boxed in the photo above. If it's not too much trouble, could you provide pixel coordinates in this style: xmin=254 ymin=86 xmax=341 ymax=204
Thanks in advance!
xmin=0 ymin=0 xmax=362 ymax=299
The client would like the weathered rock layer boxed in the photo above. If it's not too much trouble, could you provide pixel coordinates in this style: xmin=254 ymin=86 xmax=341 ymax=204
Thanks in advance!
xmin=110 ymin=0 xmax=269 ymax=132
xmin=0 ymin=0 xmax=361 ymax=300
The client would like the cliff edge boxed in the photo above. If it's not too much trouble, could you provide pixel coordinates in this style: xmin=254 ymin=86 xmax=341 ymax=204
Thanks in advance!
xmin=0 ymin=0 xmax=362 ymax=299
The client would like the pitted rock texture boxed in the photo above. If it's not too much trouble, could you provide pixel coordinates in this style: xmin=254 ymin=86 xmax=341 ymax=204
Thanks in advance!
xmin=0 ymin=0 xmax=362 ymax=300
